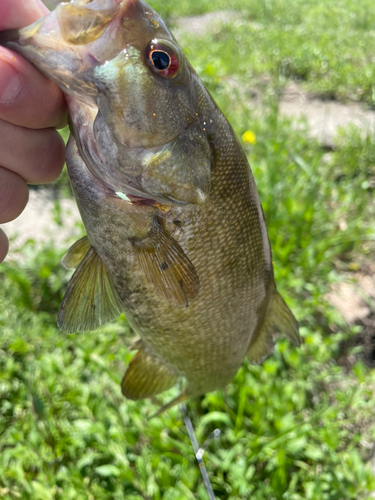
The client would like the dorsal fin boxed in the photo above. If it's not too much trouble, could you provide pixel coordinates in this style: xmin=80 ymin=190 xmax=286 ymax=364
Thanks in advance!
xmin=58 ymin=247 xmax=123 ymax=333
xmin=247 ymin=286 xmax=300 ymax=363
xmin=134 ymin=217 xmax=200 ymax=307
xmin=62 ymin=236 xmax=91 ymax=269
xmin=246 ymin=326 xmax=274 ymax=364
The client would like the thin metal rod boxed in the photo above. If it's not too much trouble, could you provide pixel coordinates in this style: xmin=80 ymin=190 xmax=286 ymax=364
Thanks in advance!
xmin=181 ymin=403 xmax=216 ymax=500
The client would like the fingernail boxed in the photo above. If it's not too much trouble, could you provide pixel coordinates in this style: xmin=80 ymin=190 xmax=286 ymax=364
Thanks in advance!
xmin=0 ymin=60 xmax=22 ymax=105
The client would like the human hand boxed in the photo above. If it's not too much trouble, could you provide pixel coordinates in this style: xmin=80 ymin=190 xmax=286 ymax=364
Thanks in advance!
xmin=0 ymin=0 xmax=67 ymax=262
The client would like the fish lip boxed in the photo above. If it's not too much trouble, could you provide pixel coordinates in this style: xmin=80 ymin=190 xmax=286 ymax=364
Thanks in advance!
xmin=10 ymin=0 xmax=142 ymax=81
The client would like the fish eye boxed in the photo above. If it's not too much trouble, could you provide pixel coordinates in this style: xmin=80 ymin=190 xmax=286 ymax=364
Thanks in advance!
xmin=152 ymin=51 xmax=170 ymax=71
xmin=146 ymin=40 xmax=180 ymax=78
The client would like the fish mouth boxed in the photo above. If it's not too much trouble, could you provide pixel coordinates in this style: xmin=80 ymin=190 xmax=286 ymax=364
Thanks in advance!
xmin=0 ymin=0 xmax=153 ymax=100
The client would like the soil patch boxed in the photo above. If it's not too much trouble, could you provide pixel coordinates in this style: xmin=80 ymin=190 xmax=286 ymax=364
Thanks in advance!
xmin=0 ymin=190 xmax=81 ymax=256
xmin=173 ymin=10 xmax=241 ymax=38
xmin=280 ymin=83 xmax=375 ymax=148
xmin=326 ymin=259 xmax=375 ymax=368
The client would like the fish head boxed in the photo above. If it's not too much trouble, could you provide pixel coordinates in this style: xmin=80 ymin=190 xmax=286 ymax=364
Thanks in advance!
xmin=3 ymin=0 xmax=214 ymax=204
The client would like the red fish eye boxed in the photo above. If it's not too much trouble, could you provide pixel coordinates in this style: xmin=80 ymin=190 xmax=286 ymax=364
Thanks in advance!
xmin=146 ymin=41 xmax=179 ymax=78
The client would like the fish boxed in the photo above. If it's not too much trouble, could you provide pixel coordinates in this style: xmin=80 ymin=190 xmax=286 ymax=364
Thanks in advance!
xmin=0 ymin=0 xmax=300 ymax=414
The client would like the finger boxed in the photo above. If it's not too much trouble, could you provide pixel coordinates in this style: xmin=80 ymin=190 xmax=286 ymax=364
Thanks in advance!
xmin=0 ymin=0 xmax=68 ymax=129
xmin=0 ymin=119 xmax=66 ymax=184
xmin=0 ymin=228 xmax=9 ymax=263
xmin=0 ymin=47 xmax=67 ymax=129
xmin=0 ymin=166 xmax=29 ymax=223
xmin=0 ymin=0 xmax=48 ymax=29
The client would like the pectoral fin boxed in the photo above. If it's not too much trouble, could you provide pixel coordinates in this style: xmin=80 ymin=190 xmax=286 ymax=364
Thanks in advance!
xmin=134 ymin=218 xmax=200 ymax=307
xmin=58 ymin=247 xmax=123 ymax=333
xmin=61 ymin=236 xmax=91 ymax=269
xmin=247 ymin=287 xmax=300 ymax=363
xmin=121 ymin=347 xmax=179 ymax=400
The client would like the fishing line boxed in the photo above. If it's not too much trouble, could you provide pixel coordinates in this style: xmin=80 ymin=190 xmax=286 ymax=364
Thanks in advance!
xmin=181 ymin=403 xmax=220 ymax=500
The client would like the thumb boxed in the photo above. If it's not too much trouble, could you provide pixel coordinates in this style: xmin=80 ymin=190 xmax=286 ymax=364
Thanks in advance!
xmin=0 ymin=0 xmax=49 ymax=31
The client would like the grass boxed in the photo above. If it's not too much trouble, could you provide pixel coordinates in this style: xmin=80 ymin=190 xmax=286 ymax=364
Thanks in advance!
xmin=154 ymin=0 xmax=375 ymax=106
xmin=2 ymin=240 xmax=375 ymax=499
xmin=2 ymin=0 xmax=375 ymax=498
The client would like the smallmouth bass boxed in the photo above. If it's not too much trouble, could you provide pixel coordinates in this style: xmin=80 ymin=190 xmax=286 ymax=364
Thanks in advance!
xmin=1 ymin=0 xmax=300 ymax=413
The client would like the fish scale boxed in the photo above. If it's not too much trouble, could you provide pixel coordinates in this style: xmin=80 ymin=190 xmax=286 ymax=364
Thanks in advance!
xmin=0 ymin=0 xmax=300 ymax=412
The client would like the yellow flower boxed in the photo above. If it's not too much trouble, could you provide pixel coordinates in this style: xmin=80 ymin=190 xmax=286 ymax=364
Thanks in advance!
xmin=242 ymin=130 xmax=257 ymax=145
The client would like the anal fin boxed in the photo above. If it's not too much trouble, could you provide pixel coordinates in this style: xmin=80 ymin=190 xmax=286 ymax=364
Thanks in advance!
xmin=121 ymin=348 xmax=179 ymax=400
xmin=58 ymin=247 xmax=123 ymax=333
xmin=247 ymin=286 xmax=300 ymax=363
xmin=134 ymin=217 xmax=199 ymax=307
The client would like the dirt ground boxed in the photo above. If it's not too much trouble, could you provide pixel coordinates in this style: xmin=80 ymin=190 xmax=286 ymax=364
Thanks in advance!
xmin=1 ymin=190 xmax=81 ymax=253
